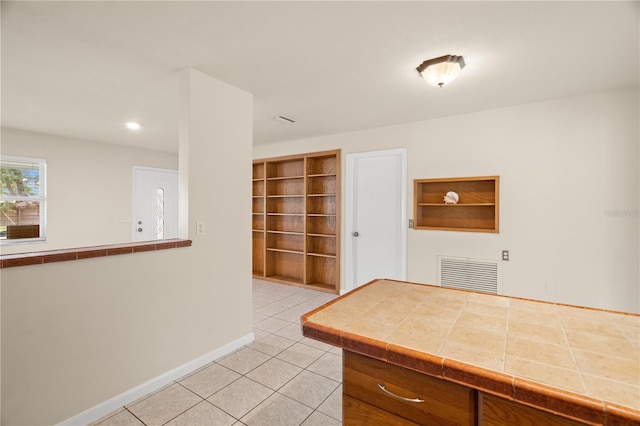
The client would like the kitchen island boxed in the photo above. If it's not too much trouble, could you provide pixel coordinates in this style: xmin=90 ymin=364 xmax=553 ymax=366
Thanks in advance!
xmin=301 ymin=279 xmax=639 ymax=425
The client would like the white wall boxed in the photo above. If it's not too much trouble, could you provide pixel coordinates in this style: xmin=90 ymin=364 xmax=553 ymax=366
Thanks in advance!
xmin=0 ymin=71 xmax=253 ymax=424
xmin=0 ymin=128 xmax=178 ymax=254
xmin=255 ymin=87 xmax=640 ymax=313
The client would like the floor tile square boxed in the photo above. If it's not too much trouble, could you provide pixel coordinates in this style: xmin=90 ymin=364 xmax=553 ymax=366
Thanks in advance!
xmin=246 ymin=357 xmax=302 ymax=390
xmin=309 ymin=293 xmax=338 ymax=305
xmin=301 ymin=337 xmax=334 ymax=351
xmin=127 ymin=383 xmax=202 ymax=425
xmin=179 ymin=363 xmax=241 ymax=398
xmin=329 ymin=346 xmax=342 ymax=356
xmin=241 ymin=393 xmax=313 ymax=426
xmin=276 ymin=342 xmax=325 ymax=368
xmin=93 ymin=409 xmax=144 ymax=426
xmin=208 ymin=377 xmax=274 ymax=419
xmin=307 ymin=352 xmax=342 ymax=382
xmin=252 ymin=311 xmax=268 ymax=324
xmin=164 ymin=401 xmax=235 ymax=426
xmin=278 ymin=294 xmax=315 ymax=306
xmin=252 ymin=296 xmax=274 ymax=309
xmin=279 ymin=370 xmax=340 ymax=409
xmin=273 ymin=323 xmax=305 ymax=342
xmin=254 ymin=302 xmax=291 ymax=316
xmin=252 ymin=328 xmax=270 ymax=341
xmin=301 ymin=411 xmax=341 ymax=426
xmin=316 ymin=384 xmax=342 ymax=421
xmin=217 ymin=347 xmax=271 ymax=375
xmin=273 ymin=307 xmax=307 ymax=323
xmin=249 ymin=333 xmax=296 ymax=356
xmin=124 ymin=383 xmax=174 ymax=409
xmin=254 ymin=317 xmax=291 ymax=333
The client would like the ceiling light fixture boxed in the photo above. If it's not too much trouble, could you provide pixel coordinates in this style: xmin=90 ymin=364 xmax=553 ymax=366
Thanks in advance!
xmin=417 ymin=55 xmax=466 ymax=88
xmin=126 ymin=121 xmax=141 ymax=130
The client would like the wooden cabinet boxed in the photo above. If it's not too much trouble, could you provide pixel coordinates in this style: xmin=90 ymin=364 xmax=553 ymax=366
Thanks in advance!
xmin=343 ymin=351 xmax=589 ymax=426
xmin=252 ymin=150 xmax=340 ymax=293
xmin=344 ymin=395 xmax=420 ymax=426
xmin=344 ymin=351 xmax=475 ymax=426
xmin=414 ymin=176 xmax=499 ymax=232
xmin=478 ymin=393 xmax=584 ymax=426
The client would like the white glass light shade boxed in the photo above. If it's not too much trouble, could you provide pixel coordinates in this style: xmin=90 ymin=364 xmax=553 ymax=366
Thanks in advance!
xmin=417 ymin=55 xmax=465 ymax=87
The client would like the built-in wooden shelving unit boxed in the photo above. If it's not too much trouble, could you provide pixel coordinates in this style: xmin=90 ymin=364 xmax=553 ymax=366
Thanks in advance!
xmin=414 ymin=176 xmax=499 ymax=233
xmin=253 ymin=150 xmax=340 ymax=293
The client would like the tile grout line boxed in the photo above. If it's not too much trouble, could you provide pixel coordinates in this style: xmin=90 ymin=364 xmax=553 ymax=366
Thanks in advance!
xmin=123 ymin=407 xmax=147 ymax=426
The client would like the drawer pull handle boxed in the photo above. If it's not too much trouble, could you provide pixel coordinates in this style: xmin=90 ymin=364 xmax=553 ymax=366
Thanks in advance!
xmin=377 ymin=384 xmax=425 ymax=403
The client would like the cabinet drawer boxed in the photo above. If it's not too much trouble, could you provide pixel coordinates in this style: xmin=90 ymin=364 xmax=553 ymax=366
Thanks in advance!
xmin=344 ymin=395 xmax=420 ymax=426
xmin=344 ymin=351 xmax=476 ymax=426
xmin=479 ymin=393 xmax=585 ymax=426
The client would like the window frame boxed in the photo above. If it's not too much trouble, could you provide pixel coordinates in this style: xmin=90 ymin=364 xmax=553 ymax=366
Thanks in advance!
xmin=0 ymin=155 xmax=47 ymax=244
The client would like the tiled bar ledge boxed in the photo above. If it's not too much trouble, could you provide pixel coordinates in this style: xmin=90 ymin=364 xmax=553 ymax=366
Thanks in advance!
xmin=0 ymin=239 xmax=192 ymax=269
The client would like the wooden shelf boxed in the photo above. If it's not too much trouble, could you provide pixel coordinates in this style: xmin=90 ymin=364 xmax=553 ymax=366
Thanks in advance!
xmin=308 ymin=173 xmax=336 ymax=178
xmin=306 ymin=282 xmax=336 ymax=292
xmin=253 ymin=150 xmax=340 ymax=293
xmin=266 ymin=175 xmax=304 ymax=181
xmin=307 ymin=252 xmax=335 ymax=258
xmin=266 ymin=275 xmax=304 ymax=285
xmin=414 ymin=176 xmax=499 ymax=233
xmin=267 ymin=230 xmax=303 ymax=235
xmin=266 ymin=248 xmax=303 ymax=254
xmin=417 ymin=203 xmax=495 ymax=207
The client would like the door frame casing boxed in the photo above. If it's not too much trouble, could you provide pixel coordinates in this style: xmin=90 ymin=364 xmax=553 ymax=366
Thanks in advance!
xmin=344 ymin=148 xmax=408 ymax=293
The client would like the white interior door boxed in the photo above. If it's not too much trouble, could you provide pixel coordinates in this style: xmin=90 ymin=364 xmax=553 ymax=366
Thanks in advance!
xmin=345 ymin=149 xmax=407 ymax=292
xmin=133 ymin=167 xmax=179 ymax=241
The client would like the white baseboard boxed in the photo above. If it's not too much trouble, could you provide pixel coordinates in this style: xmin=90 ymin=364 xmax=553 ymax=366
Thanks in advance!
xmin=58 ymin=332 xmax=254 ymax=426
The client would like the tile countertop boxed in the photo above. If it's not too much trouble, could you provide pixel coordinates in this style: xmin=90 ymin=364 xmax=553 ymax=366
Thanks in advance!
xmin=301 ymin=279 xmax=640 ymax=425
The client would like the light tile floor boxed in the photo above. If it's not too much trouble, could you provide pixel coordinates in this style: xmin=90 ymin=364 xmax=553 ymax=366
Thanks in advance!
xmin=92 ymin=279 xmax=342 ymax=426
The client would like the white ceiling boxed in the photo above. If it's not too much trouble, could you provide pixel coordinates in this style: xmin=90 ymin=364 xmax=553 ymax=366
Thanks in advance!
xmin=2 ymin=1 xmax=638 ymax=153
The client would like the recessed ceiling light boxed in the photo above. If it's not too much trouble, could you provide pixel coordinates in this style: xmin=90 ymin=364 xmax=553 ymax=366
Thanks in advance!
xmin=126 ymin=121 xmax=141 ymax=130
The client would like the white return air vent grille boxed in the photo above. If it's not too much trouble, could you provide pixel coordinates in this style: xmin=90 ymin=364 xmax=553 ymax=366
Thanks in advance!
xmin=438 ymin=256 xmax=500 ymax=294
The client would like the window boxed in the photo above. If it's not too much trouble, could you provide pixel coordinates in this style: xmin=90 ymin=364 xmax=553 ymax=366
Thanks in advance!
xmin=0 ymin=156 xmax=46 ymax=242
xmin=156 ymin=187 xmax=165 ymax=240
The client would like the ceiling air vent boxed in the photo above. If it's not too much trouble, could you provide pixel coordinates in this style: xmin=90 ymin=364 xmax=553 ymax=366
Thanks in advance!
xmin=270 ymin=115 xmax=296 ymax=124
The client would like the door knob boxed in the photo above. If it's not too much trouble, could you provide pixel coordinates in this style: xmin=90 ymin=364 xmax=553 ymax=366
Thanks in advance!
xmin=352 ymin=231 xmax=359 ymax=237
xmin=138 ymin=228 xmax=143 ymax=232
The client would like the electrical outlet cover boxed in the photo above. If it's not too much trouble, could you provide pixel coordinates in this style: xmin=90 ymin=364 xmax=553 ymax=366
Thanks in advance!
xmin=196 ymin=221 xmax=205 ymax=235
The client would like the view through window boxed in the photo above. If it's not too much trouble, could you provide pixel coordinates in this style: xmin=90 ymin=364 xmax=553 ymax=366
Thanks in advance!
xmin=0 ymin=156 xmax=46 ymax=241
